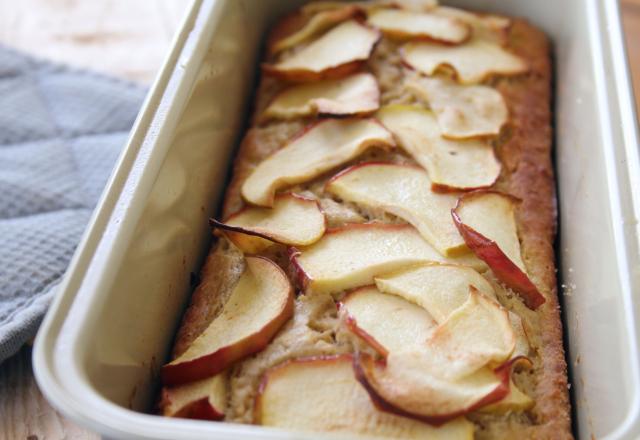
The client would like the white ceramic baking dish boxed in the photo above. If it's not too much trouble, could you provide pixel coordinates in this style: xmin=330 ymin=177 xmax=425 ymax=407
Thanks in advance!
xmin=32 ymin=0 xmax=640 ymax=438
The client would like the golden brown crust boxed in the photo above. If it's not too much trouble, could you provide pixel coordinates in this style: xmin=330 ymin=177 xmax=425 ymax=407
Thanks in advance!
xmin=494 ymin=19 xmax=572 ymax=439
xmin=166 ymin=7 xmax=572 ymax=439
xmin=171 ymin=239 xmax=245 ymax=358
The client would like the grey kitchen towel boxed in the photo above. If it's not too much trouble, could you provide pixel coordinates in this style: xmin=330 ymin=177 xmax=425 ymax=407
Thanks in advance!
xmin=0 ymin=45 xmax=147 ymax=363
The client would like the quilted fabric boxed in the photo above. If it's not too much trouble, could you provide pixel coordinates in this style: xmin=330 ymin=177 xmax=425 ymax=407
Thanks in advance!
xmin=0 ymin=45 xmax=147 ymax=363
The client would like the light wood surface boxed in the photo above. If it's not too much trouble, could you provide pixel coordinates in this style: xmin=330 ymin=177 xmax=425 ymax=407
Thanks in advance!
xmin=0 ymin=1 xmax=639 ymax=439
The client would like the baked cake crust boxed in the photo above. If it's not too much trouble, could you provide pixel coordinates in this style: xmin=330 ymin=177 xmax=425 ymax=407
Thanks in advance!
xmin=166 ymin=6 xmax=572 ymax=438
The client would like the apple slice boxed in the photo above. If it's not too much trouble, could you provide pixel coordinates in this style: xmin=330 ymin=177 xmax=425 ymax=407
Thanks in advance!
xmin=479 ymin=378 xmax=534 ymax=414
xmin=211 ymin=193 xmax=326 ymax=254
xmin=509 ymin=311 xmax=531 ymax=359
xmin=451 ymin=191 xmax=546 ymax=309
xmin=402 ymin=39 xmax=528 ymax=84
xmin=159 ymin=374 xmax=226 ymax=420
xmin=325 ymin=162 xmax=465 ymax=256
xmin=339 ymin=285 xmax=436 ymax=356
xmin=301 ymin=0 xmax=438 ymax=16
xmin=422 ymin=288 xmax=515 ymax=379
xmin=263 ymin=20 xmax=380 ymax=82
xmin=162 ymin=256 xmax=294 ymax=386
xmin=373 ymin=264 xmax=531 ymax=359
xmin=354 ymin=351 xmax=511 ymax=425
xmin=432 ymin=6 xmax=511 ymax=44
xmin=367 ymin=9 xmax=469 ymax=44
xmin=374 ymin=262 xmax=496 ymax=324
xmin=376 ymin=105 xmax=500 ymax=191
xmin=269 ymin=5 xmax=362 ymax=55
xmin=290 ymin=223 xmax=485 ymax=296
xmin=255 ymin=354 xmax=474 ymax=438
xmin=261 ymin=73 xmax=379 ymax=120
xmin=242 ymin=118 xmax=395 ymax=207
xmin=406 ymin=76 xmax=508 ymax=139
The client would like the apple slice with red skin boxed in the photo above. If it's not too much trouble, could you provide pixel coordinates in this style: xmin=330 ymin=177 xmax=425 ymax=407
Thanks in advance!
xmin=373 ymin=262 xmax=496 ymax=324
xmin=351 ymin=289 xmax=518 ymax=424
xmin=261 ymin=72 xmax=380 ymax=120
xmin=479 ymin=377 xmax=533 ymax=414
xmin=211 ymin=193 xmax=326 ymax=254
xmin=325 ymin=162 xmax=466 ymax=256
xmin=401 ymin=38 xmax=528 ymax=85
xmin=354 ymin=353 xmax=517 ymax=426
xmin=367 ymin=9 xmax=470 ymax=44
xmin=376 ymin=105 xmax=501 ymax=192
xmin=339 ymin=285 xmax=437 ymax=357
xmin=405 ymin=76 xmax=508 ymax=140
xmin=241 ymin=118 xmax=395 ymax=207
xmin=300 ymin=0 xmax=438 ymax=17
xmin=255 ymin=354 xmax=474 ymax=438
xmin=159 ymin=374 xmax=226 ymax=420
xmin=431 ymin=6 xmax=511 ymax=44
xmin=451 ymin=190 xmax=546 ymax=309
xmin=162 ymin=256 xmax=294 ymax=386
xmin=268 ymin=5 xmax=363 ymax=55
xmin=289 ymin=223 xmax=485 ymax=296
xmin=263 ymin=20 xmax=381 ymax=82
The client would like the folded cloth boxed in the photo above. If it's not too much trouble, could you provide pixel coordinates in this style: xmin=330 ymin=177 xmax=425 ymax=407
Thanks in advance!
xmin=0 ymin=45 xmax=147 ymax=363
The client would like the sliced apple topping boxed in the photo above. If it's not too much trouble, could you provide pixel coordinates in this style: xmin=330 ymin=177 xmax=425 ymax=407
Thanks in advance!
xmin=301 ymin=0 xmax=438 ymax=16
xmin=354 ymin=351 xmax=510 ymax=425
xmin=262 ymin=73 xmax=379 ymax=120
xmin=326 ymin=163 xmax=465 ymax=256
xmin=374 ymin=263 xmax=531 ymax=359
xmin=242 ymin=118 xmax=395 ymax=207
xmin=376 ymin=105 xmax=500 ymax=191
xmin=479 ymin=378 xmax=534 ymax=414
xmin=452 ymin=191 xmax=546 ymax=309
xmin=354 ymin=291 xmax=515 ymax=423
xmin=211 ymin=194 xmax=325 ymax=254
xmin=423 ymin=288 xmax=515 ymax=379
xmin=406 ymin=76 xmax=508 ymax=139
xmin=255 ymin=354 xmax=474 ymax=438
xmin=159 ymin=374 xmax=226 ymax=420
xmin=509 ymin=311 xmax=531 ymax=359
xmin=402 ymin=39 xmax=528 ymax=84
xmin=367 ymin=9 xmax=469 ymax=44
xmin=374 ymin=262 xmax=496 ymax=324
xmin=392 ymin=0 xmax=440 ymax=11
xmin=432 ymin=6 xmax=511 ymax=44
xmin=269 ymin=5 xmax=362 ymax=55
xmin=340 ymin=285 xmax=436 ymax=356
xmin=162 ymin=256 xmax=294 ymax=386
xmin=263 ymin=20 xmax=380 ymax=82
xmin=290 ymin=223 xmax=484 ymax=295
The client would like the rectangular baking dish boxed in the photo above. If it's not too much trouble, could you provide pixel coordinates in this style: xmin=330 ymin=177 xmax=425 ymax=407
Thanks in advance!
xmin=32 ymin=0 xmax=640 ymax=438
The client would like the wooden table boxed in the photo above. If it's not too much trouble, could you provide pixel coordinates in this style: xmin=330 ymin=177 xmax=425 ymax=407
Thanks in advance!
xmin=1 ymin=1 xmax=639 ymax=438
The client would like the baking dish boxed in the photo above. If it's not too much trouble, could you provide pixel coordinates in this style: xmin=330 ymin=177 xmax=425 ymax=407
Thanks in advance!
xmin=32 ymin=0 xmax=640 ymax=438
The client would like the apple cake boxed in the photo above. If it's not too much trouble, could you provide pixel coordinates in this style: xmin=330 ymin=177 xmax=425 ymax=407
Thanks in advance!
xmin=158 ymin=1 xmax=572 ymax=438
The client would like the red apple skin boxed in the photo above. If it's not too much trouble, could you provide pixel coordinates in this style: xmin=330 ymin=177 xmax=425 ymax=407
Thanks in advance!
xmin=210 ymin=193 xmax=325 ymax=246
xmin=338 ymin=289 xmax=390 ymax=358
xmin=161 ymin=260 xmax=295 ymax=386
xmin=451 ymin=191 xmax=546 ymax=310
xmin=159 ymin=390 xmax=224 ymax=421
xmin=352 ymin=352 xmax=512 ymax=426
xmin=254 ymin=354 xmax=354 ymax=424
xmin=287 ymin=246 xmax=310 ymax=291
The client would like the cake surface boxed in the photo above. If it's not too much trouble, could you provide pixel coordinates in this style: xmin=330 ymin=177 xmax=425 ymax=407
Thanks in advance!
xmin=159 ymin=2 xmax=572 ymax=438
